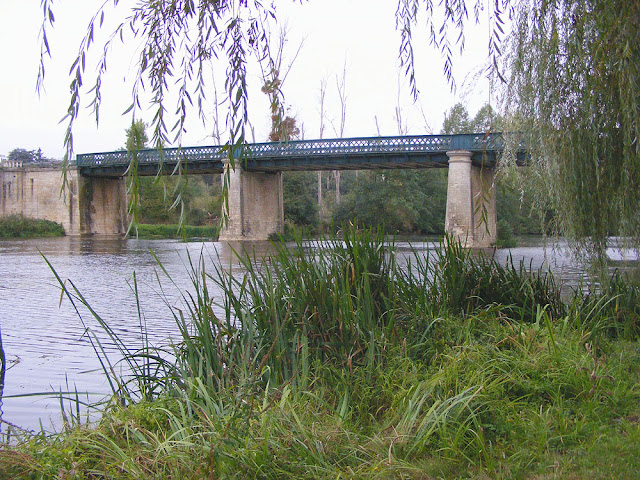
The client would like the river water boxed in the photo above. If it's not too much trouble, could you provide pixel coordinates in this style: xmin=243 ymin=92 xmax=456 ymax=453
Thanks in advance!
xmin=0 ymin=235 xmax=636 ymax=434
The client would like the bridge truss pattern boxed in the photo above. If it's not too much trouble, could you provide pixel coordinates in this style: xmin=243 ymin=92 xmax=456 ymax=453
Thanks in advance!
xmin=76 ymin=133 xmax=522 ymax=177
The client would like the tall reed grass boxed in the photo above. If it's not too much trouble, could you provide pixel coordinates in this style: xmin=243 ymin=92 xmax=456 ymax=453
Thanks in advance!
xmin=46 ymin=228 xmax=628 ymax=407
xmin=3 ymin=228 xmax=640 ymax=479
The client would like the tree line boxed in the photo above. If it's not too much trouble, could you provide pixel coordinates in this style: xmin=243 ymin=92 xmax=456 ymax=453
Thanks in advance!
xmin=282 ymin=103 xmax=544 ymax=241
xmin=3 ymin=148 xmax=59 ymax=165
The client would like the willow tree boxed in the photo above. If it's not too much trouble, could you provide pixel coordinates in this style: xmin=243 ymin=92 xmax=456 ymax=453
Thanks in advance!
xmin=504 ymin=0 xmax=640 ymax=258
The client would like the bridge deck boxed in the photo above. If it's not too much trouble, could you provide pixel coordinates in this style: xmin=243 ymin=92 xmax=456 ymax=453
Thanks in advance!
xmin=76 ymin=133 xmax=522 ymax=177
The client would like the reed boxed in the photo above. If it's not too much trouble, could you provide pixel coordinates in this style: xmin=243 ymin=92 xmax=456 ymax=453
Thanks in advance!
xmin=569 ymin=270 xmax=640 ymax=338
xmin=2 ymin=228 xmax=640 ymax=479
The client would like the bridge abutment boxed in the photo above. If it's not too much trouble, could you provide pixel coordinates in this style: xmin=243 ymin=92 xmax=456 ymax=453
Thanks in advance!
xmin=1 ymin=167 xmax=81 ymax=234
xmin=445 ymin=150 xmax=497 ymax=248
xmin=218 ymin=164 xmax=283 ymax=241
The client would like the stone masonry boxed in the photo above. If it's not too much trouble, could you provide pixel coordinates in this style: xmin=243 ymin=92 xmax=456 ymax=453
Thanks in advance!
xmin=1 ymin=167 xmax=128 ymax=236
xmin=1 ymin=167 xmax=80 ymax=234
xmin=445 ymin=150 xmax=497 ymax=248
xmin=218 ymin=164 xmax=283 ymax=241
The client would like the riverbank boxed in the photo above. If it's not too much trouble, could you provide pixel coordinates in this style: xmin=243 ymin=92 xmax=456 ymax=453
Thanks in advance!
xmin=0 ymin=214 xmax=65 ymax=238
xmin=1 ymin=231 xmax=639 ymax=478
xmin=129 ymin=223 xmax=218 ymax=240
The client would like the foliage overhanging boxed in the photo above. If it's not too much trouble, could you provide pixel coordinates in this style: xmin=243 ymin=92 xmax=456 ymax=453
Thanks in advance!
xmin=504 ymin=0 xmax=640 ymax=258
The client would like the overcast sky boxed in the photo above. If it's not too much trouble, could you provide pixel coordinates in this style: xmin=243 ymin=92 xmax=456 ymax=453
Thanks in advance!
xmin=0 ymin=1 xmax=494 ymax=159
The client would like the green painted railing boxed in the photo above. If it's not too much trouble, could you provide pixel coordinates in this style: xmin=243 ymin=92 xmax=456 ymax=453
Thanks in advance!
xmin=76 ymin=133 xmax=522 ymax=176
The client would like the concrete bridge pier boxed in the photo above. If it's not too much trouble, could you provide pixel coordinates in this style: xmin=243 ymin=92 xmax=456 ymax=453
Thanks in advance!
xmin=78 ymin=175 xmax=129 ymax=235
xmin=445 ymin=150 xmax=497 ymax=248
xmin=218 ymin=163 xmax=284 ymax=241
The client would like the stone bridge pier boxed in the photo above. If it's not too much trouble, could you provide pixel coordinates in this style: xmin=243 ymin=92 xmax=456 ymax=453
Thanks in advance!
xmin=445 ymin=150 xmax=497 ymax=248
xmin=77 ymin=174 xmax=128 ymax=235
xmin=218 ymin=163 xmax=283 ymax=241
xmin=217 ymin=150 xmax=497 ymax=247
xmin=0 ymin=167 xmax=128 ymax=236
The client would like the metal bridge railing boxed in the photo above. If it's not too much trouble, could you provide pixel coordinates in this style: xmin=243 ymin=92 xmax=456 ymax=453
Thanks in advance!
xmin=76 ymin=133 xmax=513 ymax=170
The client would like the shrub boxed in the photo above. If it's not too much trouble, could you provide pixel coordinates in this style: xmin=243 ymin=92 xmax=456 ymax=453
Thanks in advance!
xmin=0 ymin=214 xmax=65 ymax=238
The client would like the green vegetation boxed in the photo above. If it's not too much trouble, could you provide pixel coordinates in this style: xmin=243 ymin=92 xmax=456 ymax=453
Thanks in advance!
xmin=0 ymin=214 xmax=65 ymax=238
xmin=131 ymin=223 xmax=218 ymax=240
xmin=506 ymin=0 xmax=640 ymax=256
xmin=333 ymin=170 xmax=449 ymax=235
xmin=123 ymin=120 xmax=223 ymax=232
xmin=1 ymin=230 xmax=639 ymax=478
xmin=135 ymin=175 xmax=222 ymax=227
xmin=283 ymin=171 xmax=319 ymax=229
xmin=280 ymin=104 xmax=543 ymax=242
xmin=5 ymin=147 xmax=57 ymax=165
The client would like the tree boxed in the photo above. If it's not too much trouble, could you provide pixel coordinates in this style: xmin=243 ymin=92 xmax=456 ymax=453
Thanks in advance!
xmin=125 ymin=120 xmax=149 ymax=152
xmin=505 ymin=0 xmax=640 ymax=257
xmin=123 ymin=121 xmax=221 ymax=227
xmin=469 ymin=104 xmax=503 ymax=133
xmin=441 ymin=103 xmax=505 ymax=135
xmin=317 ymin=78 xmax=328 ymax=218
xmin=124 ymin=120 xmax=150 ymax=231
xmin=334 ymin=169 xmax=448 ymax=235
xmin=441 ymin=103 xmax=471 ymax=134
xmin=283 ymin=172 xmax=319 ymax=228
xmin=7 ymin=148 xmax=36 ymax=164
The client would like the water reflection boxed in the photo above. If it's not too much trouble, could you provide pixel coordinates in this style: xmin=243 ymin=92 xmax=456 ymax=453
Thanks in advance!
xmin=0 ymin=235 xmax=637 ymax=434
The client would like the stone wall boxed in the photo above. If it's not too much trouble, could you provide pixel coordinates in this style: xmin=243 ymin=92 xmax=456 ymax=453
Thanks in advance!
xmin=0 ymin=167 xmax=80 ymax=235
xmin=0 ymin=167 xmax=128 ymax=236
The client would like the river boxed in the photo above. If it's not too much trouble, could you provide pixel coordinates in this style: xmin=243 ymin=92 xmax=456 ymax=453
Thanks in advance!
xmin=0 ymin=235 xmax=636 ymax=435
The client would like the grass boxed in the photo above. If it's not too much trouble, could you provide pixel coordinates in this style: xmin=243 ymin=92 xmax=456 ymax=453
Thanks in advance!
xmin=1 ymin=229 xmax=639 ymax=479
xmin=128 ymin=223 xmax=218 ymax=240
xmin=0 ymin=214 xmax=65 ymax=238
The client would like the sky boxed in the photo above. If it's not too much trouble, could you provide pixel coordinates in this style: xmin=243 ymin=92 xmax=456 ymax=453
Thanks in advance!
xmin=0 ymin=1 xmax=495 ymax=160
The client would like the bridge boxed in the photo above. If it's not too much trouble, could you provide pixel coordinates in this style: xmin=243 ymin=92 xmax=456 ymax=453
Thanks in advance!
xmin=76 ymin=133 xmax=511 ymax=176
xmin=1 ymin=134 xmax=524 ymax=247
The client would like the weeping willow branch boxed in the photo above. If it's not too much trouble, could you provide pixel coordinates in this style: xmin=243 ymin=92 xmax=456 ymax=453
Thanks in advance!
xmin=38 ymin=0 xmax=276 ymax=230
xmin=505 ymin=0 xmax=640 ymax=259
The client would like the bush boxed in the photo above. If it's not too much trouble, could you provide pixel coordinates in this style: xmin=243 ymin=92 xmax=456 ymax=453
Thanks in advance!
xmin=0 ymin=214 xmax=65 ymax=238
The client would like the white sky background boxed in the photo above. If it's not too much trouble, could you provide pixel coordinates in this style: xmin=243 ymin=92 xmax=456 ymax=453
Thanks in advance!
xmin=0 ymin=1 xmax=496 ymax=159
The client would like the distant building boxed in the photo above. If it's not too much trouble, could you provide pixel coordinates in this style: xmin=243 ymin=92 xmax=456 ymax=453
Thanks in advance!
xmin=0 ymin=154 xmax=63 ymax=169
xmin=0 ymin=155 xmax=23 ymax=168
